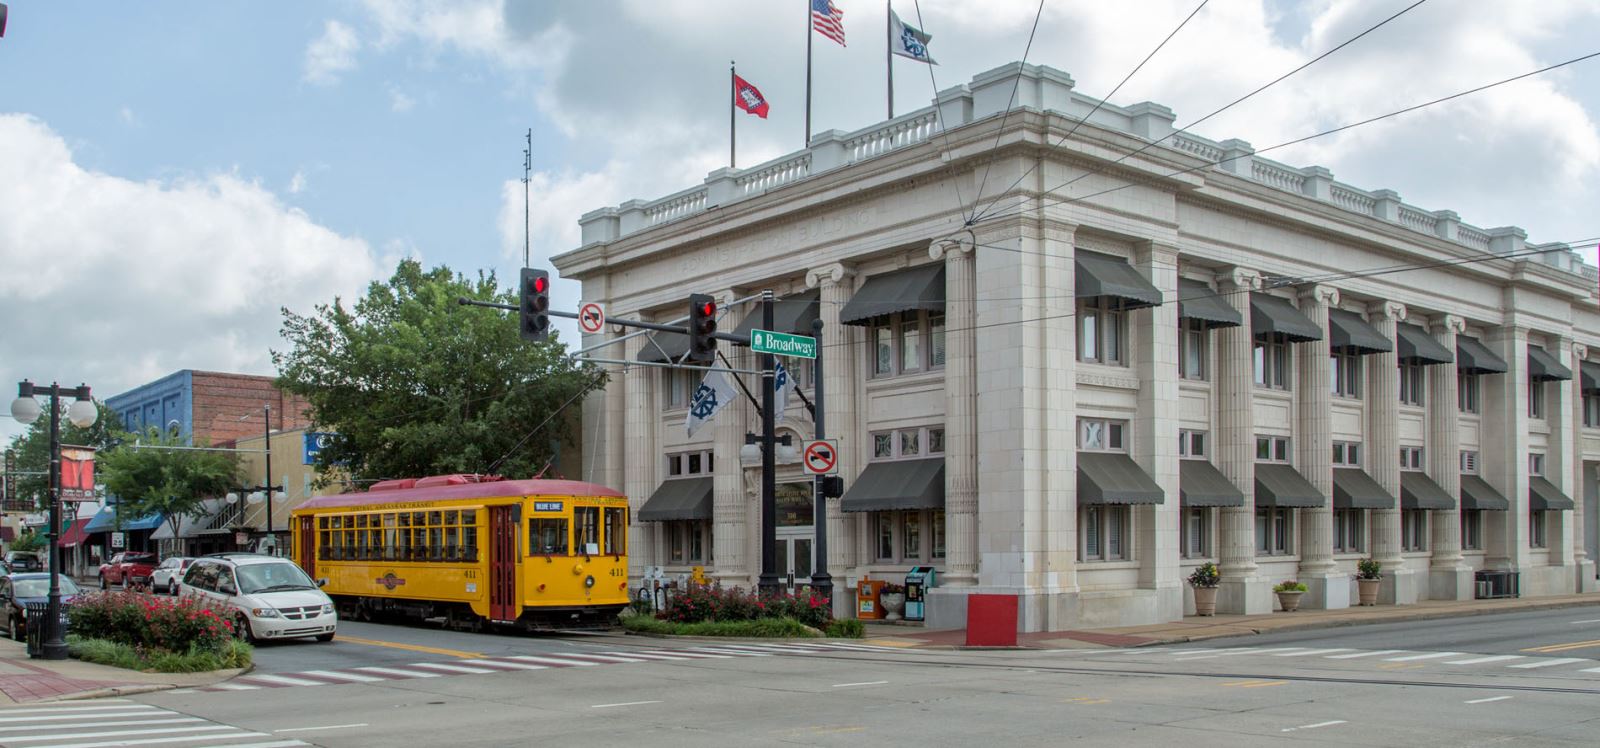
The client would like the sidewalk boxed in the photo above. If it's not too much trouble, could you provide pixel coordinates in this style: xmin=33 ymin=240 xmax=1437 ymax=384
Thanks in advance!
xmin=0 ymin=638 xmax=240 ymax=706
xmin=858 ymin=592 xmax=1600 ymax=650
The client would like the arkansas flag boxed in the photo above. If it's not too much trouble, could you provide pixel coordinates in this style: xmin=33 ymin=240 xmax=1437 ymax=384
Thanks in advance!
xmin=734 ymin=74 xmax=769 ymax=119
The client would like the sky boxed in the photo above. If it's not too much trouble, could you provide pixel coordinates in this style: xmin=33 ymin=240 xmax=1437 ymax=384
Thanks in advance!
xmin=3 ymin=0 xmax=1600 ymax=441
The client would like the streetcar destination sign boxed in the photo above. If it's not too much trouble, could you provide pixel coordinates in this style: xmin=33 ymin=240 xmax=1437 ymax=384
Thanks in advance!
xmin=750 ymin=329 xmax=816 ymax=359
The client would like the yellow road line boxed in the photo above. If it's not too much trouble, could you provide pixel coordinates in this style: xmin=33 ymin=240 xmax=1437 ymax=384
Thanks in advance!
xmin=1521 ymin=639 xmax=1600 ymax=654
xmin=1221 ymin=680 xmax=1287 ymax=688
xmin=1063 ymin=697 xmax=1111 ymax=704
xmin=1378 ymin=663 xmax=1424 ymax=671
xmin=860 ymin=639 xmax=920 ymax=648
xmin=335 ymin=635 xmax=485 ymax=659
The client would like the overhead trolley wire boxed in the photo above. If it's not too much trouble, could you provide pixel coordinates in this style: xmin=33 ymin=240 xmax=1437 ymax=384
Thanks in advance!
xmin=965 ymin=0 xmax=1049 ymax=225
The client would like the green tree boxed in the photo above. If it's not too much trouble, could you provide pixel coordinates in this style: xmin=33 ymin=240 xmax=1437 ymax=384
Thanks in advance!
xmin=4 ymin=402 xmax=127 ymax=510
xmin=273 ymin=259 xmax=602 ymax=485
xmin=99 ymin=428 xmax=241 ymax=541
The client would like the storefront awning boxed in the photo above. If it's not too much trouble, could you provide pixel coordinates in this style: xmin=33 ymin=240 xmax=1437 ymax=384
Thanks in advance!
xmin=1255 ymin=463 xmax=1324 ymax=508
xmin=1250 ymin=294 xmax=1322 ymax=342
xmin=84 ymin=506 xmax=166 ymax=534
xmin=1333 ymin=468 xmax=1396 ymax=510
xmin=1328 ymin=309 xmax=1393 ymax=355
xmin=840 ymin=264 xmax=945 ymax=325
xmin=637 ymin=478 xmax=713 ymax=522
xmin=1075 ymin=251 xmax=1161 ymax=310
xmin=1179 ymin=460 xmax=1245 ymax=507
xmin=1460 ymin=475 xmax=1510 ymax=511
xmin=1177 ymin=279 xmax=1242 ymax=329
xmin=1078 ymin=453 xmax=1164 ymax=505
xmin=1397 ymin=323 xmax=1453 ymax=366
xmin=1529 ymin=476 xmax=1575 ymax=511
xmin=1400 ymin=472 xmax=1455 ymax=510
xmin=151 ymin=499 xmax=223 ymax=540
xmin=1456 ymin=335 xmax=1508 ymax=375
xmin=1581 ymin=361 xmax=1600 ymax=393
xmin=57 ymin=519 xmax=92 ymax=548
xmin=636 ymin=331 xmax=691 ymax=364
xmin=732 ymin=291 xmax=820 ymax=340
xmin=1527 ymin=346 xmax=1572 ymax=382
xmin=841 ymin=459 xmax=944 ymax=512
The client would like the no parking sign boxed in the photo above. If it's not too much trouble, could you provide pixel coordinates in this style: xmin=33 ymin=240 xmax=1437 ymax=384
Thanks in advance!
xmin=802 ymin=440 xmax=839 ymax=475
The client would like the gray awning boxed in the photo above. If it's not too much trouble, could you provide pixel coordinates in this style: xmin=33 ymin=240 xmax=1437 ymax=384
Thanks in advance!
xmin=1582 ymin=361 xmax=1600 ymax=393
xmin=1078 ymin=452 xmax=1164 ymax=505
xmin=840 ymin=264 xmax=945 ymax=325
xmin=1180 ymin=460 xmax=1245 ymax=507
xmin=1177 ymin=279 xmax=1242 ymax=329
xmin=1400 ymin=472 xmax=1456 ymax=510
xmin=637 ymin=331 xmax=691 ymax=364
xmin=1397 ymin=323 xmax=1453 ymax=365
xmin=1456 ymin=335 xmax=1508 ymax=375
xmin=841 ymin=459 xmax=944 ymax=512
xmin=1328 ymin=309 xmax=1393 ymax=355
xmin=1460 ymin=475 xmax=1510 ymax=511
xmin=1250 ymin=293 xmax=1322 ymax=342
xmin=1333 ymin=468 xmax=1396 ymax=510
xmin=1528 ymin=346 xmax=1572 ymax=382
xmin=732 ymin=291 xmax=820 ymax=341
xmin=1255 ymin=463 xmax=1325 ymax=508
xmin=1529 ymin=476 xmax=1575 ymax=511
xmin=1075 ymin=251 xmax=1161 ymax=310
xmin=150 ymin=499 xmax=224 ymax=540
xmin=637 ymin=478 xmax=713 ymax=522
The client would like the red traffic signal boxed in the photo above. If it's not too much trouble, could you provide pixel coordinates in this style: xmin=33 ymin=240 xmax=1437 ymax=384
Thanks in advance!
xmin=687 ymin=293 xmax=718 ymax=363
xmin=520 ymin=268 xmax=551 ymax=342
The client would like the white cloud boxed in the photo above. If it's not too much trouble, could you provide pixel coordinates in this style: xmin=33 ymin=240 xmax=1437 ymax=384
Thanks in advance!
xmin=118 ymin=106 xmax=136 ymax=125
xmin=0 ymin=115 xmax=383 ymax=439
xmin=304 ymin=19 xmax=361 ymax=85
xmin=287 ymin=169 xmax=307 ymax=194
xmin=387 ymin=84 xmax=416 ymax=112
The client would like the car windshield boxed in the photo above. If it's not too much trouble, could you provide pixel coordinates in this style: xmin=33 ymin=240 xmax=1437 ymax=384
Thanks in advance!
xmin=234 ymin=562 xmax=316 ymax=594
xmin=14 ymin=578 xmax=80 ymax=597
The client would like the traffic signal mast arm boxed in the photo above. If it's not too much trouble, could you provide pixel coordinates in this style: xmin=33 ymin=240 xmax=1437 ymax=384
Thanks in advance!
xmin=457 ymin=297 xmax=752 ymax=344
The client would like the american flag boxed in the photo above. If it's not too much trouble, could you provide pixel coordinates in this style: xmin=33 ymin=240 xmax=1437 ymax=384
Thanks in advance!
xmin=811 ymin=0 xmax=846 ymax=47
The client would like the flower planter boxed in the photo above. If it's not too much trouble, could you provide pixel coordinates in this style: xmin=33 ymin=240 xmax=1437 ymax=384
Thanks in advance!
xmin=880 ymin=592 xmax=906 ymax=621
xmin=1276 ymin=591 xmax=1304 ymax=612
xmin=1192 ymin=586 xmax=1218 ymax=617
xmin=1357 ymin=578 xmax=1380 ymax=606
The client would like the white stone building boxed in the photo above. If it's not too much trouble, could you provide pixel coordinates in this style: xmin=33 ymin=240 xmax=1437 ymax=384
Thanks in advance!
xmin=553 ymin=62 xmax=1600 ymax=632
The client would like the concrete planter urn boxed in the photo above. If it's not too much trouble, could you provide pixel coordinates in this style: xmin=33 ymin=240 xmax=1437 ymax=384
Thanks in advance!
xmin=1276 ymin=591 xmax=1304 ymax=612
xmin=1192 ymin=586 xmax=1218 ymax=616
xmin=1357 ymin=578 xmax=1381 ymax=606
xmin=880 ymin=592 xmax=906 ymax=621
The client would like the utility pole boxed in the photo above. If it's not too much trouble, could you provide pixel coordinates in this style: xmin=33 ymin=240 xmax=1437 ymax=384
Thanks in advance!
xmin=809 ymin=317 xmax=832 ymax=600
xmin=757 ymin=290 xmax=779 ymax=596
xmin=522 ymin=129 xmax=532 ymax=268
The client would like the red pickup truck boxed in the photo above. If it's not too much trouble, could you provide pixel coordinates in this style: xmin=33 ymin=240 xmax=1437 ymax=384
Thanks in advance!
xmin=99 ymin=552 xmax=159 ymax=590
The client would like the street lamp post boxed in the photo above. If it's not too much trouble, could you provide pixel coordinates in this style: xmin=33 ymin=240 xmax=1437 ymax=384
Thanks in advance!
xmin=10 ymin=381 xmax=97 ymax=661
xmin=225 ymin=405 xmax=281 ymax=554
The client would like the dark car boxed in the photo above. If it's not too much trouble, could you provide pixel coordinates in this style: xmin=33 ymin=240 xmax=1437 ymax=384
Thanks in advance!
xmin=4 ymin=552 xmax=43 ymax=573
xmin=0 ymin=573 xmax=81 ymax=641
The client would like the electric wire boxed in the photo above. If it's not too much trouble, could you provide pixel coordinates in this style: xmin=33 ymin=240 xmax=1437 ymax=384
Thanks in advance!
xmin=966 ymin=0 xmax=1048 ymax=224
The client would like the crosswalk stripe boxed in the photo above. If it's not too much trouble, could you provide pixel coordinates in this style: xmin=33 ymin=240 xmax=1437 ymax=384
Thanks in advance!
xmin=211 ymin=683 xmax=263 ymax=690
xmin=1508 ymin=657 xmax=1589 ymax=669
xmin=724 ymin=644 xmax=823 ymax=654
xmin=298 ymin=669 xmax=386 ymax=683
xmin=1444 ymin=655 xmax=1525 ymax=665
xmin=1326 ymin=650 xmax=1406 ymax=659
xmin=0 ymin=711 xmax=161 ymax=723
xmin=407 ymin=662 xmax=500 ymax=675
xmin=217 ymin=742 xmax=312 ymax=748
xmin=1579 ymin=666 xmax=1600 ymax=673
xmin=640 ymin=649 xmax=731 ymax=659
xmin=459 ymin=658 xmax=550 ymax=670
xmin=1274 ymin=648 xmax=1352 ymax=657
xmin=0 ymin=718 xmax=203 ymax=733
xmin=353 ymin=666 xmax=441 ymax=678
xmin=507 ymin=655 xmax=597 ymax=667
xmin=240 ymin=673 xmax=329 ymax=687
xmin=1384 ymin=652 xmax=1462 ymax=662
xmin=0 ymin=703 xmax=151 ymax=715
xmin=595 ymin=651 xmax=695 ymax=662
xmin=28 ymin=729 xmax=271 ymax=748
xmin=0 ymin=724 xmax=244 ymax=743
xmin=553 ymin=653 xmax=652 ymax=664
xmin=687 ymin=646 xmax=772 ymax=656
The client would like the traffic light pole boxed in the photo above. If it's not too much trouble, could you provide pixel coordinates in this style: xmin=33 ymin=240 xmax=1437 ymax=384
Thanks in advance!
xmin=809 ymin=317 xmax=832 ymax=601
xmin=757 ymin=290 xmax=779 ymax=597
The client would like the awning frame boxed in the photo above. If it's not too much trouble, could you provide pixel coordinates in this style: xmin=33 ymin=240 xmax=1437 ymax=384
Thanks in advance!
xmin=840 ymin=458 xmax=945 ymax=513
xmin=839 ymin=264 xmax=946 ymax=326
xmin=1456 ymin=335 xmax=1508 ymax=375
xmin=1332 ymin=467 xmax=1397 ymax=510
xmin=1177 ymin=279 xmax=1243 ymax=329
xmin=1077 ymin=452 xmax=1165 ymax=506
xmin=1074 ymin=251 xmax=1162 ymax=311
xmin=1328 ymin=309 xmax=1393 ymax=355
xmin=1527 ymin=346 xmax=1573 ymax=383
xmin=1396 ymin=323 xmax=1454 ymax=366
xmin=1254 ymin=463 xmax=1325 ymax=508
xmin=1250 ymin=293 xmax=1323 ymax=343
xmin=637 ymin=478 xmax=714 ymax=522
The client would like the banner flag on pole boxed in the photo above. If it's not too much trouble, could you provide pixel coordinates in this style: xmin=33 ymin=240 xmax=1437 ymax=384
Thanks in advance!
xmin=889 ymin=9 xmax=936 ymax=64
xmin=774 ymin=361 xmax=794 ymax=413
xmin=733 ymin=74 xmax=770 ymax=118
xmin=686 ymin=366 xmax=739 ymax=437
xmin=811 ymin=0 xmax=846 ymax=46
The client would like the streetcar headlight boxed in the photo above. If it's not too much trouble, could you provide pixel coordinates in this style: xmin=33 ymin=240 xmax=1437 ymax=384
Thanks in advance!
xmin=250 ymin=608 xmax=281 ymax=618
xmin=585 ymin=575 xmax=596 ymax=589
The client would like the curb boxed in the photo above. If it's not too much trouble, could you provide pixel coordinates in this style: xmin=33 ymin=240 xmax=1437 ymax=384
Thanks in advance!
xmin=47 ymin=684 xmax=179 ymax=703
xmin=1138 ymin=597 xmax=1600 ymax=645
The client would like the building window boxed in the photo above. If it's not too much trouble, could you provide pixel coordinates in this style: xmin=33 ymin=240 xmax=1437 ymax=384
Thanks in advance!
xmin=1399 ymin=362 xmax=1425 ymax=406
xmin=1461 ymin=511 xmax=1482 ymax=551
xmin=869 ymin=311 xmax=943 ymax=378
xmin=1529 ymin=453 xmax=1545 ymax=477
xmin=1179 ymin=430 xmax=1207 ymax=459
xmin=872 ymin=509 xmax=946 ymax=563
xmin=1077 ymin=298 xmax=1128 ymax=366
xmin=662 ymin=368 xmax=695 ymax=410
xmin=1400 ymin=446 xmax=1424 ymax=471
xmin=1080 ymin=418 xmax=1128 ymax=452
xmin=1254 ymin=337 xmax=1291 ymax=389
xmin=1402 ymin=510 xmax=1428 ymax=552
xmin=1333 ymin=509 xmax=1364 ymax=553
xmin=1180 ymin=319 xmax=1208 ymax=381
xmin=1530 ymin=510 xmax=1548 ymax=549
xmin=1586 ymin=392 xmax=1600 ymax=428
xmin=666 ymin=450 xmax=714 ymax=478
xmin=1255 ymin=508 xmax=1293 ymax=556
xmin=1331 ymin=351 xmax=1361 ymax=398
xmin=870 ymin=426 xmax=943 ymax=461
xmin=666 ymin=521 xmax=712 ymax=564
xmin=1079 ymin=504 xmax=1130 ymax=562
xmin=1181 ymin=507 xmax=1212 ymax=559
xmin=1256 ymin=436 xmax=1290 ymax=463
xmin=1458 ymin=372 xmax=1480 ymax=414
xmin=1529 ymin=380 xmax=1546 ymax=419
xmin=1461 ymin=450 xmax=1479 ymax=474
xmin=1332 ymin=441 xmax=1361 ymax=467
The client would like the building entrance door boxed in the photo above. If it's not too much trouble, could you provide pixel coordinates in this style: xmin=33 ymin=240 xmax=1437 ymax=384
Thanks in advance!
xmin=777 ymin=532 xmax=813 ymax=591
xmin=774 ymin=481 xmax=815 ymax=591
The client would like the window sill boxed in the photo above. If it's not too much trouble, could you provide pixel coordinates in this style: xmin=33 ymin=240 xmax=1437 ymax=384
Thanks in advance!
xmin=864 ymin=370 xmax=945 ymax=391
xmin=1077 ymin=559 xmax=1139 ymax=569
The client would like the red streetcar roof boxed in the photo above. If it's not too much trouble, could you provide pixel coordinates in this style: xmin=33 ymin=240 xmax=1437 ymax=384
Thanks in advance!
xmin=295 ymin=478 xmax=625 ymax=512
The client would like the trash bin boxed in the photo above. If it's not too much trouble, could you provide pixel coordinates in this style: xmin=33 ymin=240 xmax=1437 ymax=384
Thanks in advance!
xmin=904 ymin=567 xmax=937 ymax=622
xmin=24 ymin=601 xmax=48 ymax=658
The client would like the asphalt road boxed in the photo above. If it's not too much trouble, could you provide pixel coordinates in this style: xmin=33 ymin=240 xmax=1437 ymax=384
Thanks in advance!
xmin=1221 ymin=604 xmax=1600 ymax=657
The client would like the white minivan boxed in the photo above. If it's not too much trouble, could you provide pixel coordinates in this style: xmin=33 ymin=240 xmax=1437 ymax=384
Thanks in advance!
xmin=181 ymin=553 xmax=337 ymax=643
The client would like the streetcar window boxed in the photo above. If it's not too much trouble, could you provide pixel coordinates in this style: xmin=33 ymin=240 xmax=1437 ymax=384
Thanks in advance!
xmin=318 ymin=517 xmax=328 ymax=530
xmin=444 ymin=510 xmax=458 ymax=525
xmin=575 ymin=507 xmax=600 ymax=555
xmin=604 ymin=508 xmax=626 ymax=555
xmin=398 ymin=512 xmax=411 ymax=527
xmin=382 ymin=514 xmax=397 ymax=560
xmin=444 ymin=526 xmax=459 ymax=560
xmin=462 ymin=524 xmax=478 ymax=562
xmin=530 ymin=518 xmax=569 ymax=555
xmin=462 ymin=509 xmax=476 ymax=525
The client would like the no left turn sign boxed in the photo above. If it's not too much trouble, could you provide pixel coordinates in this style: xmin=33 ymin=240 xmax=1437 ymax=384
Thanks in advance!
xmin=578 ymin=301 xmax=606 ymax=334
xmin=802 ymin=439 xmax=839 ymax=475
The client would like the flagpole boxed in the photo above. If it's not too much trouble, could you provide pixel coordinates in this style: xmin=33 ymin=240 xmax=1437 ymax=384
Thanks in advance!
xmin=730 ymin=61 xmax=737 ymax=169
xmin=805 ymin=0 xmax=813 ymax=148
xmin=886 ymin=1 xmax=893 ymax=120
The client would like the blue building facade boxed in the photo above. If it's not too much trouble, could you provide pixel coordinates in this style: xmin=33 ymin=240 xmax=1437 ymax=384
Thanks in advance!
xmin=106 ymin=370 xmax=194 ymax=440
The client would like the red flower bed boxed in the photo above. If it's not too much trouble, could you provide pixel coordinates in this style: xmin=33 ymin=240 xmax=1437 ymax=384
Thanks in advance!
xmin=658 ymin=585 xmax=832 ymax=630
xmin=67 ymin=591 xmax=236 ymax=653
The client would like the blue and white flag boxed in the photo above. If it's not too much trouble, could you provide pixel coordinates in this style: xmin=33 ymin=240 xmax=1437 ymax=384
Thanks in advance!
xmin=686 ymin=366 xmax=738 ymax=437
xmin=889 ymin=10 xmax=936 ymax=64
xmin=774 ymin=361 xmax=795 ymax=413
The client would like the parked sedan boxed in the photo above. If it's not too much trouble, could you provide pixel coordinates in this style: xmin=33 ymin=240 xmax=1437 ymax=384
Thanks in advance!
xmin=0 ymin=573 xmax=82 ymax=641
xmin=151 ymin=557 xmax=194 ymax=595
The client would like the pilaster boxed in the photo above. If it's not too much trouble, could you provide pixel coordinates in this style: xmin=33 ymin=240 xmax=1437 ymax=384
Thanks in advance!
xmin=1216 ymin=268 xmax=1271 ymax=614
xmin=927 ymin=238 xmax=978 ymax=587
xmin=1573 ymin=344 xmax=1598 ymax=591
xmin=1551 ymin=334 xmax=1577 ymax=569
xmin=1484 ymin=327 xmax=1530 ymax=571
xmin=1134 ymin=241 xmax=1181 ymax=619
xmin=623 ymin=333 xmax=660 ymax=579
xmin=807 ymin=262 xmax=858 ymax=613
xmin=1297 ymin=285 xmax=1344 ymax=608
xmin=1428 ymin=315 xmax=1473 ymax=600
xmin=1368 ymin=301 xmax=1415 ymax=604
xmin=712 ymin=290 xmax=748 ymax=586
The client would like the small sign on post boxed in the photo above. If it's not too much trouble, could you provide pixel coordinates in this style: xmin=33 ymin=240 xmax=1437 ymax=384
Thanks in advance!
xmin=577 ymin=301 xmax=606 ymax=334
xmin=110 ymin=532 xmax=125 ymax=550
xmin=750 ymin=329 xmax=816 ymax=359
xmin=802 ymin=440 xmax=839 ymax=475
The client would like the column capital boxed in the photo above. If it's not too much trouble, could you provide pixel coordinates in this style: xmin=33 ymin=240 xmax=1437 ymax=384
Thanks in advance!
xmin=1369 ymin=300 xmax=1407 ymax=322
xmin=1134 ymin=239 xmax=1180 ymax=264
xmin=1298 ymin=284 xmax=1340 ymax=306
xmin=1574 ymin=342 xmax=1589 ymax=361
xmin=805 ymin=263 xmax=855 ymax=289
xmin=1220 ymin=266 xmax=1263 ymax=291
xmin=1437 ymin=314 xmax=1467 ymax=335
xmin=928 ymin=232 xmax=976 ymax=261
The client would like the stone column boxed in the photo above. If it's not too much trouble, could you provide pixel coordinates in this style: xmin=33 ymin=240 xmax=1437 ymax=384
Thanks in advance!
xmin=1215 ymin=268 xmax=1270 ymax=614
xmin=623 ymin=333 xmax=659 ymax=577
xmin=1368 ymin=301 xmax=1414 ymax=604
xmin=1428 ymin=315 xmax=1473 ymax=599
xmin=1296 ymin=285 xmax=1345 ymax=608
xmin=929 ymin=238 xmax=979 ymax=588
xmin=1573 ymin=343 xmax=1598 ymax=592
xmin=712 ymin=290 xmax=748 ymax=586
xmin=1134 ymin=241 xmax=1180 ymax=618
xmin=1484 ymin=327 xmax=1530 ymax=572
xmin=807 ymin=262 xmax=857 ymax=613
xmin=1551 ymin=334 xmax=1576 ymax=570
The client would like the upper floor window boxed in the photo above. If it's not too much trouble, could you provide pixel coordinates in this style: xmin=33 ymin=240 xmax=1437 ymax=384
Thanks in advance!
xmin=870 ymin=311 xmax=944 ymax=378
xmin=1256 ymin=435 xmax=1290 ymax=463
xmin=1080 ymin=418 xmax=1127 ymax=452
xmin=1586 ymin=392 xmax=1600 ymax=428
xmin=1080 ymin=504 xmax=1130 ymax=562
xmin=1529 ymin=380 xmax=1546 ymax=419
xmin=661 ymin=368 xmax=696 ymax=410
xmin=666 ymin=450 xmax=715 ymax=478
xmin=1458 ymin=372 xmax=1480 ymax=414
xmin=1400 ymin=446 xmax=1424 ymax=471
xmin=1332 ymin=441 xmax=1361 ymax=467
xmin=1254 ymin=337 xmax=1291 ymax=390
xmin=1179 ymin=430 xmax=1207 ymax=460
xmin=1460 ymin=450 xmax=1479 ymax=475
xmin=1529 ymin=453 xmax=1545 ymax=477
xmin=871 ymin=426 xmax=945 ymax=461
xmin=1331 ymin=351 xmax=1361 ymax=398
xmin=1399 ymin=361 xmax=1425 ymax=406
xmin=1180 ymin=319 xmax=1208 ymax=381
xmin=1077 ymin=298 xmax=1127 ymax=366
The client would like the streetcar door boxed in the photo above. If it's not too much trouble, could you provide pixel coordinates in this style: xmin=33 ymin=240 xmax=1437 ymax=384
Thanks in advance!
xmin=298 ymin=516 xmax=316 ymax=579
xmin=489 ymin=505 xmax=517 ymax=621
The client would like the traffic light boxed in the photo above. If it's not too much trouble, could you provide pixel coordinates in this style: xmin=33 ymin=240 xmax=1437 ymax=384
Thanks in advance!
xmin=687 ymin=293 xmax=717 ymax=363
xmin=821 ymin=475 xmax=845 ymax=499
xmin=520 ymin=268 xmax=550 ymax=342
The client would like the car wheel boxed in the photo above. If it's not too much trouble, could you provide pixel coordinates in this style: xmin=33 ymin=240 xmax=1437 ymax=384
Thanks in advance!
xmin=315 ymin=632 xmax=335 ymax=643
xmin=98 ymin=575 xmax=107 ymax=590
xmin=7 ymin=615 xmax=19 ymax=642
xmin=233 ymin=613 xmax=256 ymax=644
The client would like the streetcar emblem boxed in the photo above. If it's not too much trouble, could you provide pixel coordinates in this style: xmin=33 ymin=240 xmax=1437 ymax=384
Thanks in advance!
xmin=377 ymin=572 xmax=407 ymax=590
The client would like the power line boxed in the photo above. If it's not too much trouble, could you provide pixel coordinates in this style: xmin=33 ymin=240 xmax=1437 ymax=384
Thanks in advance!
xmin=911 ymin=0 xmax=968 ymax=223
xmin=966 ymin=0 xmax=1048 ymax=225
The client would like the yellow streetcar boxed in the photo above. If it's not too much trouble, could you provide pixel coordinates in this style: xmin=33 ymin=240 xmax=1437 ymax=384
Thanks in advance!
xmin=290 ymin=474 xmax=629 ymax=630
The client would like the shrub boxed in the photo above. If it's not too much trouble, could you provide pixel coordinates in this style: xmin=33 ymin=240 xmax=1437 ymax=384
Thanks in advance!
xmin=67 ymin=592 xmax=235 ymax=655
xmin=1187 ymin=562 xmax=1220 ymax=588
xmin=1356 ymin=558 xmax=1382 ymax=580
xmin=824 ymin=619 xmax=865 ymax=639
xmin=623 ymin=615 xmax=819 ymax=638
xmin=67 ymin=636 xmax=253 ymax=673
xmin=1273 ymin=580 xmax=1307 ymax=593
xmin=656 ymin=584 xmax=833 ymax=629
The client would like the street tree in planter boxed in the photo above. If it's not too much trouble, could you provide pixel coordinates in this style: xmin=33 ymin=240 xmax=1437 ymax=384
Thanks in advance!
xmin=99 ymin=427 xmax=242 ymax=547
xmin=1188 ymin=562 xmax=1221 ymax=616
xmin=1356 ymin=558 xmax=1382 ymax=606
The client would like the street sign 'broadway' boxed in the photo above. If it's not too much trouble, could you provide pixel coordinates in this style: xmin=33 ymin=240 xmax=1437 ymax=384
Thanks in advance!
xmin=750 ymin=329 xmax=816 ymax=359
